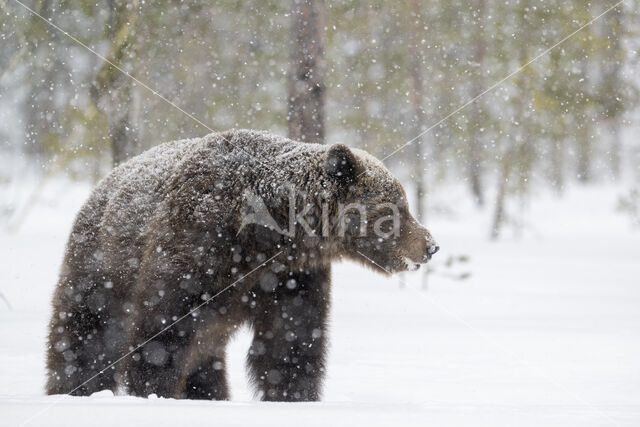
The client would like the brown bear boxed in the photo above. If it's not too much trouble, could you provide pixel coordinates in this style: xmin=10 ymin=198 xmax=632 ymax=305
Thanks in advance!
xmin=46 ymin=129 xmax=438 ymax=401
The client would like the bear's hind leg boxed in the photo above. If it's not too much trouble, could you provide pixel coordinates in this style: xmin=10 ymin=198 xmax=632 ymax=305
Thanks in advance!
xmin=183 ymin=355 xmax=229 ymax=400
xmin=124 ymin=305 xmax=233 ymax=400
xmin=46 ymin=195 xmax=122 ymax=396
xmin=47 ymin=275 xmax=122 ymax=396
xmin=123 ymin=328 xmax=188 ymax=398
xmin=178 ymin=316 xmax=233 ymax=400
xmin=247 ymin=268 xmax=330 ymax=401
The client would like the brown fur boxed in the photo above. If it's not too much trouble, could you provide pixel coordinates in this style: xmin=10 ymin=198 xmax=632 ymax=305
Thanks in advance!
xmin=46 ymin=130 xmax=437 ymax=400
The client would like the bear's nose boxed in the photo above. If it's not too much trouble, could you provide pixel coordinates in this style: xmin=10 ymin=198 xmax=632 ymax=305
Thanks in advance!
xmin=426 ymin=244 xmax=439 ymax=258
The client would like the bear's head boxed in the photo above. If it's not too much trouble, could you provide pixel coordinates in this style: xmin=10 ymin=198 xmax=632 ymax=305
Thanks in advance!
xmin=324 ymin=144 xmax=439 ymax=274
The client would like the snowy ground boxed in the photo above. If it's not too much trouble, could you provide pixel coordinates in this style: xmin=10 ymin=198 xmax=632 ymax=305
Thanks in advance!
xmin=1 ymin=179 xmax=639 ymax=426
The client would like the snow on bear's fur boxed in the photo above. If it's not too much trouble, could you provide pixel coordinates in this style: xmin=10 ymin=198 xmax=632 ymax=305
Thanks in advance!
xmin=46 ymin=129 xmax=437 ymax=401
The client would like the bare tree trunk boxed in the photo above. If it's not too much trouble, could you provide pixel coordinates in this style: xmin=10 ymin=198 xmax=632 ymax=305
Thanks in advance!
xmin=550 ymin=136 xmax=564 ymax=193
xmin=609 ymin=125 xmax=621 ymax=178
xmin=604 ymin=5 xmax=623 ymax=179
xmin=23 ymin=82 xmax=50 ymax=159
xmin=576 ymin=121 xmax=592 ymax=183
xmin=90 ymin=0 xmax=139 ymax=167
xmin=408 ymin=0 xmax=429 ymax=289
xmin=408 ymin=0 xmax=426 ymax=223
xmin=490 ymin=151 xmax=511 ymax=240
xmin=287 ymin=0 xmax=326 ymax=144
xmin=22 ymin=0 xmax=54 ymax=161
xmin=491 ymin=0 xmax=528 ymax=240
xmin=468 ymin=0 xmax=486 ymax=206
xmin=109 ymin=89 xmax=135 ymax=166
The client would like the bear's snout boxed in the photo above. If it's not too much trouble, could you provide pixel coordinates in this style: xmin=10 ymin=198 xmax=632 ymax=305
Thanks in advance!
xmin=401 ymin=222 xmax=439 ymax=269
xmin=415 ymin=239 xmax=438 ymax=264
xmin=424 ymin=243 xmax=440 ymax=261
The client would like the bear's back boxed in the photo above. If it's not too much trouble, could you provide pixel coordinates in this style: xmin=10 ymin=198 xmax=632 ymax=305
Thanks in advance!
xmin=83 ymin=137 xmax=205 ymax=275
xmin=78 ymin=130 xmax=325 ymax=276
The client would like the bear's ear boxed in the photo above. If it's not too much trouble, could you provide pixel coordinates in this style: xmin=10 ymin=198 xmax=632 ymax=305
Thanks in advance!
xmin=325 ymin=144 xmax=361 ymax=184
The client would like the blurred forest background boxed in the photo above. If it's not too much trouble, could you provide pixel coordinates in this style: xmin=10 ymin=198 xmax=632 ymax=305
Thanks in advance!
xmin=1 ymin=0 xmax=639 ymax=238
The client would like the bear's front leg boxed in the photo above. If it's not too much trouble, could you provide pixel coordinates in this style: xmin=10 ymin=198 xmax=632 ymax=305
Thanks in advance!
xmin=181 ymin=354 xmax=229 ymax=400
xmin=247 ymin=267 xmax=330 ymax=401
xmin=175 ymin=311 xmax=236 ymax=400
xmin=123 ymin=303 xmax=235 ymax=400
xmin=119 ymin=271 xmax=216 ymax=399
xmin=123 ymin=314 xmax=195 ymax=398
